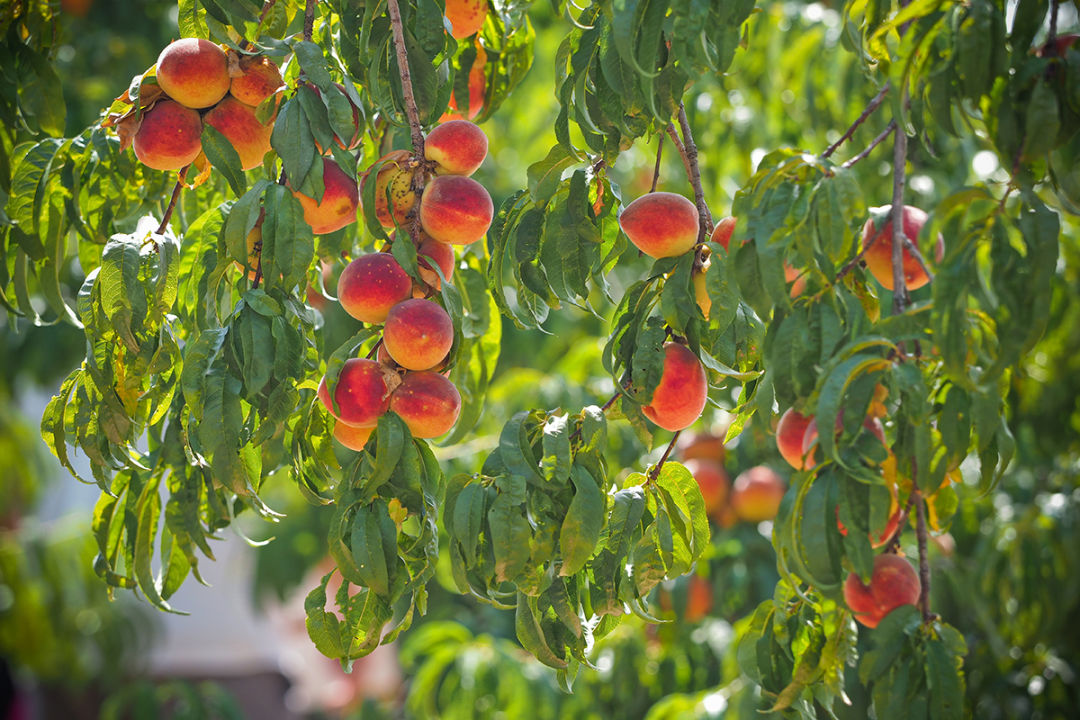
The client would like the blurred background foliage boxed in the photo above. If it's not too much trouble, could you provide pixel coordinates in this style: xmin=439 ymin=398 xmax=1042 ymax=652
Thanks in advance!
xmin=0 ymin=0 xmax=1077 ymax=717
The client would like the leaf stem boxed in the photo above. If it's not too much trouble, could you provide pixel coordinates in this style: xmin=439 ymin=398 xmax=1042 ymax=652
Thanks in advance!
xmin=650 ymin=134 xmax=663 ymax=193
xmin=822 ymin=82 xmax=891 ymax=160
xmin=156 ymin=165 xmax=190 ymax=235
xmin=890 ymin=115 xmax=909 ymax=315
xmin=648 ymin=430 xmax=682 ymax=481
xmin=840 ymin=119 xmax=896 ymax=169
xmin=913 ymin=487 xmax=932 ymax=623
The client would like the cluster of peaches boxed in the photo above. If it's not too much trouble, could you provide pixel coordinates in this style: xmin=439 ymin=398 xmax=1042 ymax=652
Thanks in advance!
xmin=317 ymin=120 xmax=494 ymax=450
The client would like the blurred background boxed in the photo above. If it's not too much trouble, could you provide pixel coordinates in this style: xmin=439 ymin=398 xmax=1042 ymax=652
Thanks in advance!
xmin=1 ymin=0 xmax=1079 ymax=718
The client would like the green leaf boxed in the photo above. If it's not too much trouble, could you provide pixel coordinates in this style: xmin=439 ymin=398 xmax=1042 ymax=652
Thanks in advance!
xmin=559 ymin=464 xmax=605 ymax=576
xmin=200 ymin=123 xmax=247 ymax=197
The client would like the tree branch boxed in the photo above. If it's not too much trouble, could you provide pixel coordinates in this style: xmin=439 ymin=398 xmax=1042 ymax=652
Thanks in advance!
xmin=914 ymin=488 xmax=932 ymax=623
xmin=890 ymin=117 xmax=910 ymax=315
xmin=1049 ymin=0 xmax=1060 ymax=46
xmin=303 ymin=0 xmax=315 ymax=40
xmin=840 ymin=119 xmax=896 ymax=169
xmin=650 ymin=134 xmax=663 ymax=193
xmin=155 ymin=165 xmax=190 ymax=235
xmin=676 ymin=104 xmax=713 ymax=241
xmin=648 ymin=430 xmax=682 ymax=481
xmin=386 ymin=0 xmax=426 ymax=155
xmin=822 ymin=82 xmax=891 ymax=160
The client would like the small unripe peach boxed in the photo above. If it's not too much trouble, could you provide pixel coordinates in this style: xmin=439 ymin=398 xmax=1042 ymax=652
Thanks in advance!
xmin=334 ymin=422 xmax=373 ymax=452
xmin=775 ymin=408 xmax=814 ymax=470
xmin=383 ymin=299 xmax=455 ymax=371
xmin=619 ymin=192 xmax=699 ymax=259
xmin=362 ymin=150 xmax=416 ymax=229
xmin=230 ymin=55 xmax=284 ymax=107
xmin=642 ymin=342 xmax=708 ymax=432
xmin=730 ymin=465 xmax=785 ymax=522
xmin=861 ymin=205 xmax=944 ymax=291
xmin=337 ymin=253 xmax=414 ymax=324
xmin=843 ymin=553 xmax=921 ymax=628
xmin=419 ymin=175 xmax=493 ymax=245
xmin=204 ymin=95 xmax=274 ymax=170
xmin=291 ymin=158 xmax=359 ymax=234
xmin=425 ymin=120 xmax=488 ymax=176
xmin=710 ymin=216 xmax=737 ymax=251
xmin=390 ymin=371 xmax=462 ymax=438
xmin=133 ymin=100 xmax=203 ymax=171
xmin=156 ymin=38 xmax=230 ymax=109
xmin=318 ymin=358 xmax=393 ymax=427
xmin=683 ymin=458 xmax=729 ymax=518
xmin=444 ymin=0 xmax=487 ymax=39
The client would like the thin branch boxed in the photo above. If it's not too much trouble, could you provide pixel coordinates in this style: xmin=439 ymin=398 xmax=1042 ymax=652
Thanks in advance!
xmin=303 ymin=0 xmax=315 ymax=41
xmin=902 ymin=236 xmax=935 ymax=285
xmin=386 ymin=0 xmax=427 ymax=155
xmin=1049 ymin=0 xmax=1060 ymax=47
xmin=822 ymin=82 xmax=891 ymax=160
xmin=914 ymin=488 xmax=932 ymax=623
xmin=676 ymin=104 xmax=713 ymax=241
xmin=650 ymin=134 xmax=664 ymax=193
xmin=648 ymin=430 xmax=682 ymax=482
xmin=890 ymin=117 xmax=910 ymax=315
xmin=835 ymin=241 xmax=875 ymax=283
xmin=841 ymin=119 xmax=896 ymax=169
xmin=156 ymin=165 xmax=190 ymax=235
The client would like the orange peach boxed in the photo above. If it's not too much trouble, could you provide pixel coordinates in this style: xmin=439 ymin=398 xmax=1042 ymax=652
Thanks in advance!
xmin=683 ymin=458 xmax=729 ymax=518
xmin=642 ymin=342 xmax=708 ymax=432
xmin=444 ymin=0 xmax=487 ymax=39
xmin=230 ymin=55 xmax=284 ymax=107
xmin=425 ymin=120 xmax=488 ymax=176
xmin=784 ymin=262 xmax=807 ymax=297
xmin=837 ymin=491 xmax=902 ymax=549
xmin=389 ymin=371 xmax=462 ymax=438
xmin=362 ymin=150 xmax=416 ymax=228
xmin=441 ymin=45 xmax=487 ymax=122
xmin=843 ymin=553 xmax=921 ymax=628
xmin=334 ymin=422 xmax=374 ymax=452
xmin=861 ymin=205 xmax=944 ymax=291
xmin=730 ymin=465 xmax=785 ymax=522
xmin=418 ymin=235 xmax=456 ymax=290
xmin=684 ymin=575 xmax=713 ymax=623
xmin=132 ymin=100 xmax=203 ymax=171
xmin=383 ymin=299 xmax=455 ymax=371
xmin=418 ymin=175 xmax=493 ymax=245
xmin=204 ymin=95 xmax=274 ymax=170
xmin=692 ymin=256 xmax=712 ymax=320
xmin=775 ymin=408 xmax=814 ymax=470
xmin=291 ymin=158 xmax=359 ymax=234
xmin=318 ymin=358 xmax=393 ymax=427
xmin=678 ymin=431 xmax=727 ymax=464
xmin=337 ymin=253 xmax=414 ymax=324
xmin=710 ymin=216 xmax=736 ymax=251
xmin=801 ymin=414 xmax=886 ymax=470
xmin=619 ymin=192 xmax=699 ymax=258
xmin=155 ymin=38 xmax=230 ymax=109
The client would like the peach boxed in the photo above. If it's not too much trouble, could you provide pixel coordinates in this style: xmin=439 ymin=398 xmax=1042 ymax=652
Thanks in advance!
xmin=684 ymin=575 xmax=713 ymax=623
xmin=683 ymin=458 xmax=729 ymax=518
xmin=230 ymin=55 xmax=284 ymax=107
xmin=362 ymin=150 xmax=416 ymax=228
xmin=383 ymin=299 xmax=454 ymax=371
xmin=235 ymin=221 xmax=262 ymax=280
xmin=418 ymin=235 xmax=456 ymax=290
xmin=441 ymin=45 xmax=487 ymax=122
xmin=843 ymin=553 xmax=921 ymax=628
xmin=710 ymin=216 xmax=736 ymax=251
xmin=619 ymin=192 xmax=699 ymax=259
xmin=204 ymin=95 xmax=274 ymax=170
xmin=318 ymin=358 xmax=393 ymax=427
xmin=775 ymin=408 xmax=814 ymax=470
xmin=837 ymin=490 xmax=902 ymax=549
xmin=861 ymin=205 xmax=944 ymax=291
xmin=389 ymin=371 xmax=462 ymax=438
xmin=133 ymin=100 xmax=203 ymax=171
xmin=444 ymin=0 xmax=487 ymax=39
xmin=337 ymin=253 xmax=414 ymax=324
xmin=730 ymin=465 xmax=785 ymax=522
xmin=801 ymin=414 xmax=886 ymax=470
xmin=315 ymin=83 xmax=362 ymax=152
xmin=334 ymin=421 xmax=374 ymax=452
xmin=155 ymin=38 xmax=230 ymax=109
xmin=418 ymin=175 xmax=493 ymax=245
xmin=678 ymin=431 xmax=726 ymax=463
xmin=693 ymin=256 xmax=712 ymax=320
xmin=291 ymin=158 xmax=359 ymax=234
xmin=425 ymin=120 xmax=488 ymax=176
xmin=784 ymin=262 xmax=807 ymax=297
xmin=642 ymin=342 xmax=708 ymax=432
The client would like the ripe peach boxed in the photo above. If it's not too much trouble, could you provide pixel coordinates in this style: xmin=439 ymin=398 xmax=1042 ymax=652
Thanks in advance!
xmin=383 ymin=299 xmax=455 ymax=371
xmin=132 ymin=100 xmax=203 ymax=171
xmin=775 ymin=408 xmax=814 ymax=470
xmin=337 ymin=253 xmax=414 ymax=324
xmin=836 ymin=492 xmax=902 ymax=549
xmin=389 ymin=371 xmax=462 ymax=438
xmin=155 ymin=38 xmax=230 ymax=109
xmin=710 ymin=216 xmax=736 ymax=251
xmin=418 ymin=235 xmax=456 ymax=290
xmin=291 ymin=158 xmax=359 ymax=234
xmin=801 ymin=414 xmax=886 ymax=470
xmin=683 ymin=458 xmax=729 ymax=518
xmin=418 ymin=175 xmax=493 ymax=245
xmin=444 ymin=0 xmax=487 ymax=39
xmin=441 ymin=45 xmax=487 ymax=122
xmin=620 ymin=192 xmax=699 ymax=259
xmin=843 ymin=553 xmax=921 ymax=628
xmin=318 ymin=358 xmax=393 ymax=427
xmin=230 ymin=55 xmax=284 ymax=107
xmin=642 ymin=342 xmax=708 ymax=432
xmin=861 ymin=205 xmax=944 ymax=291
xmin=334 ymin=421 xmax=373 ymax=452
xmin=362 ymin=150 xmax=416 ymax=228
xmin=204 ymin=95 xmax=274 ymax=171
xmin=678 ymin=431 xmax=726 ymax=464
xmin=784 ymin=262 xmax=807 ymax=297
xmin=730 ymin=465 xmax=786 ymax=523
xmin=315 ymin=83 xmax=362 ymax=152
xmin=425 ymin=120 xmax=488 ymax=176
xmin=684 ymin=575 xmax=713 ymax=623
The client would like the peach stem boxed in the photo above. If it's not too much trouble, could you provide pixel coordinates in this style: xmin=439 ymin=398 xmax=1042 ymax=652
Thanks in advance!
xmin=650 ymin=135 xmax=663 ymax=193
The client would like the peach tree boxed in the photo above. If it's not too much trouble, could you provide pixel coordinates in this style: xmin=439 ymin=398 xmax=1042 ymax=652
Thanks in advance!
xmin=1 ymin=0 xmax=1075 ymax=716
